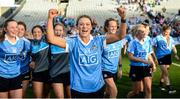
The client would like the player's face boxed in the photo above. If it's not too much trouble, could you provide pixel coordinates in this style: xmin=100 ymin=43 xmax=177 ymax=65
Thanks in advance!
xmin=32 ymin=27 xmax=43 ymax=40
xmin=54 ymin=25 xmax=64 ymax=37
xmin=145 ymin=26 xmax=150 ymax=36
xmin=137 ymin=27 xmax=146 ymax=39
xmin=17 ymin=24 xmax=26 ymax=38
xmin=107 ymin=21 xmax=118 ymax=34
xmin=5 ymin=21 xmax=18 ymax=38
xmin=163 ymin=29 xmax=171 ymax=36
xmin=77 ymin=17 xmax=92 ymax=37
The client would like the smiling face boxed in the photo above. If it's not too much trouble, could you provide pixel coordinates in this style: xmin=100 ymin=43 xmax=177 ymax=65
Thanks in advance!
xmin=162 ymin=25 xmax=171 ymax=37
xmin=32 ymin=27 xmax=43 ymax=40
xmin=54 ymin=24 xmax=64 ymax=37
xmin=17 ymin=24 xmax=26 ymax=38
xmin=163 ymin=29 xmax=171 ymax=36
xmin=136 ymin=25 xmax=146 ymax=40
xmin=144 ymin=25 xmax=150 ymax=36
xmin=5 ymin=21 xmax=18 ymax=38
xmin=77 ymin=17 xmax=92 ymax=38
xmin=107 ymin=20 xmax=118 ymax=34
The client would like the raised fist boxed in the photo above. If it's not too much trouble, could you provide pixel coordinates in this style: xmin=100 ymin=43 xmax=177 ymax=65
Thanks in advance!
xmin=117 ymin=6 xmax=126 ymax=19
xmin=48 ymin=9 xmax=58 ymax=19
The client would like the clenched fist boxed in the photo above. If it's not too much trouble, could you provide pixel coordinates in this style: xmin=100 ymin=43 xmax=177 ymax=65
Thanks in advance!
xmin=48 ymin=9 xmax=58 ymax=19
xmin=117 ymin=6 xmax=126 ymax=19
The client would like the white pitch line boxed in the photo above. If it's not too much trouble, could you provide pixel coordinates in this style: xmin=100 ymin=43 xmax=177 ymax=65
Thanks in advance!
xmin=172 ymin=62 xmax=180 ymax=67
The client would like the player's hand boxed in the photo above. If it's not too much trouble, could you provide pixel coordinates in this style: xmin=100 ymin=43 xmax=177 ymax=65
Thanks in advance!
xmin=117 ymin=6 xmax=126 ymax=19
xmin=117 ymin=69 xmax=122 ymax=79
xmin=48 ymin=9 xmax=58 ymax=19
xmin=29 ymin=61 xmax=35 ymax=69
xmin=143 ymin=60 xmax=150 ymax=64
xmin=175 ymin=54 xmax=180 ymax=60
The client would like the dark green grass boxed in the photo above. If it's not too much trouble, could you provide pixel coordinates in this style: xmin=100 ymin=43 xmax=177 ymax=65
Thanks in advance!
xmin=26 ymin=45 xmax=180 ymax=98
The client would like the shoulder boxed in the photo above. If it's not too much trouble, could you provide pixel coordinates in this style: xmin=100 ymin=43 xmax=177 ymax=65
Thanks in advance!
xmin=129 ymin=39 xmax=136 ymax=47
xmin=94 ymin=35 xmax=106 ymax=41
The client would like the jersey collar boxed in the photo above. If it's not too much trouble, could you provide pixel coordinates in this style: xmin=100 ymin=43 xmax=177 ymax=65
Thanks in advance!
xmin=135 ymin=38 xmax=145 ymax=45
xmin=78 ymin=35 xmax=93 ymax=46
xmin=5 ymin=34 xmax=19 ymax=45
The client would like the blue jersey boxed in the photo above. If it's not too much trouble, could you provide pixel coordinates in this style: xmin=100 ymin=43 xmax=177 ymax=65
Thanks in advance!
xmin=102 ymin=39 xmax=126 ymax=73
xmin=145 ymin=36 xmax=151 ymax=44
xmin=31 ymin=36 xmax=50 ymax=72
xmin=153 ymin=34 xmax=174 ymax=59
xmin=20 ymin=37 xmax=31 ymax=74
xmin=49 ymin=44 xmax=69 ymax=78
xmin=125 ymin=34 xmax=133 ymax=43
xmin=67 ymin=35 xmax=105 ymax=93
xmin=128 ymin=38 xmax=152 ymax=66
xmin=0 ymin=36 xmax=26 ymax=78
xmin=145 ymin=36 xmax=154 ymax=54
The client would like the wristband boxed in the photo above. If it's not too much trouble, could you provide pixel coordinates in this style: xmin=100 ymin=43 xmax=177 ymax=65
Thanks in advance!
xmin=121 ymin=19 xmax=126 ymax=23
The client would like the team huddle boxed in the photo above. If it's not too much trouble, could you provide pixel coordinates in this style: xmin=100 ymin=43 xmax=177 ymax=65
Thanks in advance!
xmin=0 ymin=6 xmax=179 ymax=98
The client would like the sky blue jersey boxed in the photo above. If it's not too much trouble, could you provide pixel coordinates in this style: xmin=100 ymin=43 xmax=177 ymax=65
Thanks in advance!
xmin=0 ymin=36 xmax=26 ymax=78
xmin=153 ymin=34 xmax=175 ymax=59
xmin=145 ymin=35 xmax=153 ymax=45
xmin=125 ymin=34 xmax=133 ymax=43
xmin=102 ymin=39 xmax=126 ymax=73
xmin=66 ymin=35 xmax=105 ymax=93
xmin=20 ymin=37 xmax=31 ymax=74
xmin=128 ymin=38 xmax=152 ymax=66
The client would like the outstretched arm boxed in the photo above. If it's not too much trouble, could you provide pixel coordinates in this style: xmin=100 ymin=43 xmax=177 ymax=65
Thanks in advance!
xmin=106 ymin=7 xmax=127 ymax=44
xmin=47 ymin=9 xmax=66 ymax=48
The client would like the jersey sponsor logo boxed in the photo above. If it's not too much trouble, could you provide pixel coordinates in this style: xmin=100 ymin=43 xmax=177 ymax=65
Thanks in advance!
xmin=137 ymin=51 xmax=147 ymax=59
xmin=90 ymin=45 xmax=98 ymax=51
xmin=4 ymin=52 xmax=26 ymax=62
xmin=19 ymin=52 xmax=27 ymax=60
xmin=108 ymin=50 xmax=119 ymax=58
xmin=79 ymin=53 xmax=98 ymax=66
xmin=5 ymin=54 xmax=19 ymax=62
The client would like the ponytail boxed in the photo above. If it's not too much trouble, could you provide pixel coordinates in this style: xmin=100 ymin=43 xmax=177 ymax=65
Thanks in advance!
xmin=0 ymin=28 xmax=5 ymax=42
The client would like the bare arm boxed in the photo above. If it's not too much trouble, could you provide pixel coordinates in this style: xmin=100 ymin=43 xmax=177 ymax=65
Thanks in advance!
xmin=148 ymin=54 xmax=156 ymax=72
xmin=123 ymin=43 xmax=127 ymax=55
xmin=128 ymin=52 xmax=149 ymax=64
xmin=47 ymin=9 xmax=66 ymax=48
xmin=117 ymin=53 xmax=122 ymax=79
xmin=106 ymin=7 xmax=127 ymax=44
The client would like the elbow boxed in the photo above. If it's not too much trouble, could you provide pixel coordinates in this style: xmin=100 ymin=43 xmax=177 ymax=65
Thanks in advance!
xmin=118 ymin=30 xmax=126 ymax=40
xmin=118 ymin=33 xmax=126 ymax=40
xmin=47 ymin=36 xmax=54 ymax=44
